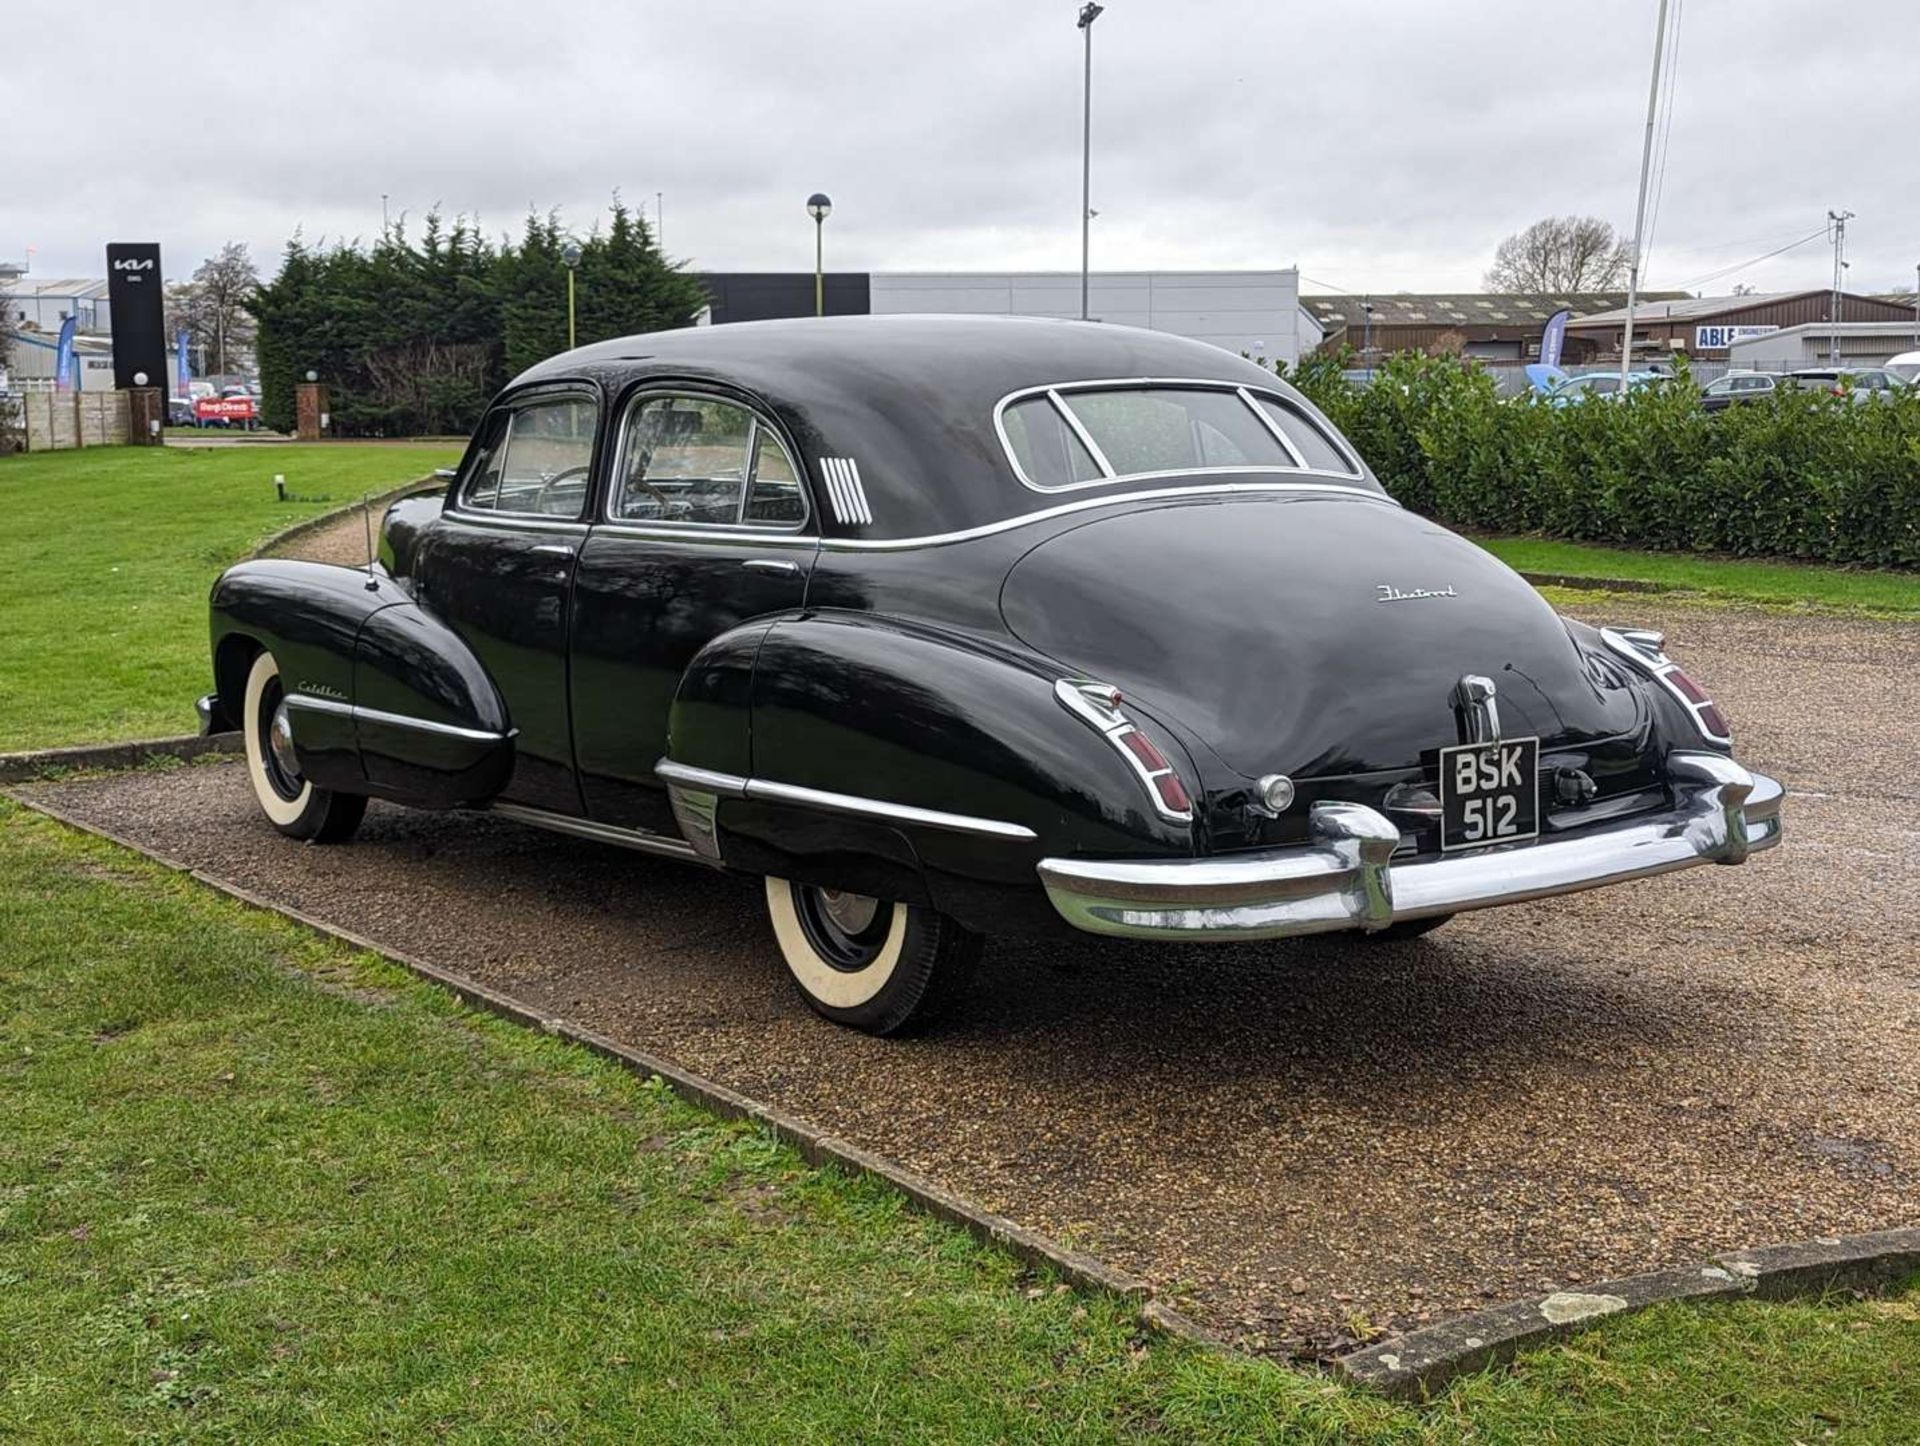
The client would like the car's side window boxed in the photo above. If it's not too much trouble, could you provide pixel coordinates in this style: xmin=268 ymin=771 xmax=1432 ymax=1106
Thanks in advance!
xmin=1253 ymin=396 xmax=1360 ymax=475
xmin=462 ymin=395 xmax=597 ymax=518
xmin=612 ymin=394 xmax=808 ymax=529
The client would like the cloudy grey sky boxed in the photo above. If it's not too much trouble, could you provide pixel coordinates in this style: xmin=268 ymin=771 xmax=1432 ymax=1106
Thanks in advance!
xmin=9 ymin=1 xmax=1916 ymax=296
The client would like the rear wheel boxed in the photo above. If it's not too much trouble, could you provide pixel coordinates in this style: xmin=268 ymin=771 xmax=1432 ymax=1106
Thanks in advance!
xmin=241 ymin=650 xmax=367 ymax=843
xmin=763 ymin=878 xmax=981 ymax=1035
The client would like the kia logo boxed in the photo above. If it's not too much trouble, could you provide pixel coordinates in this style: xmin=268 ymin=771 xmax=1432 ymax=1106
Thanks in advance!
xmin=113 ymin=258 xmax=154 ymax=271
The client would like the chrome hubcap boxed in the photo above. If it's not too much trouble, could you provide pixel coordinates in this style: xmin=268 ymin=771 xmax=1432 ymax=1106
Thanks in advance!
xmin=817 ymin=888 xmax=879 ymax=935
xmin=268 ymin=701 xmax=300 ymax=782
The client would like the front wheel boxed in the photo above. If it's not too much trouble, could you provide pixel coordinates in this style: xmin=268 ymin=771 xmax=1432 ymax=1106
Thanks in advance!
xmin=763 ymin=878 xmax=981 ymax=1035
xmin=241 ymin=650 xmax=367 ymax=843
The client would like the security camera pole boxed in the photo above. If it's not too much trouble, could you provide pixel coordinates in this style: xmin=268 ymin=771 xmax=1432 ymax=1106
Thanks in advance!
xmin=1620 ymin=0 xmax=1669 ymax=372
xmin=1078 ymin=2 xmax=1104 ymax=322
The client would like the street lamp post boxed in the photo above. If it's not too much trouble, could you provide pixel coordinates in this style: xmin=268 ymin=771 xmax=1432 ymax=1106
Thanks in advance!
xmin=1077 ymin=2 xmax=1104 ymax=322
xmin=1361 ymin=299 xmax=1375 ymax=377
xmin=807 ymin=194 xmax=833 ymax=316
xmin=561 ymin=242 xmax=583 ymax=350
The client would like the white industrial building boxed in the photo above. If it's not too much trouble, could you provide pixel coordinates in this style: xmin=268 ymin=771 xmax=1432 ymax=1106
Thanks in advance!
xmin=1726 ymin=320 xmax=1920 ymax=372
xmin=867 ymin=269 xmax=1319 ymax=365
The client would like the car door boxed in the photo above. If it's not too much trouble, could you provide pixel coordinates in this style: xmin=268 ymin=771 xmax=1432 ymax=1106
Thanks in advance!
xmin=569 ymin=386 xmax=815 ymax=835
xmin=411 ymin=386 xmax=600 ymax=816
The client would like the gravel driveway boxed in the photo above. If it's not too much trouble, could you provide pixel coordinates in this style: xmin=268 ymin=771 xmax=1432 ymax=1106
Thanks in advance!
xmin=22 ymin=604 xmax=1919 ymax=1356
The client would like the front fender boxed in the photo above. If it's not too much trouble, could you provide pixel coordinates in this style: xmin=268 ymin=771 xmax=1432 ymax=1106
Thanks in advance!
xmin=210 ymin=559 xmax=512 ymax=808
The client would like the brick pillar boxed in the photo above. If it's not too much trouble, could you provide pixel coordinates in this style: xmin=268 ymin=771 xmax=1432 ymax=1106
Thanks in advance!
xmin=125 ymin=387 xmax=164 ymax=446
xmin=295 ymin=382 xmax=329 ymax=441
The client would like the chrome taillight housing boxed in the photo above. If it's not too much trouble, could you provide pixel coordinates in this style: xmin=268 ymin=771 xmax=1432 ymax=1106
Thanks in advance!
xmin=1055 ymin=679 xmax=1193 ymax=823
xmin=1599 ymin=627 xmax=1731 ymax=746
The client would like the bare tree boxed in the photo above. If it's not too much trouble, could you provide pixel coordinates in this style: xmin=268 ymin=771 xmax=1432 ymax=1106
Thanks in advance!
xmin=167 ymin=242 xmax=261 ymax=378
xmin=1484 ymin=216 xmax=1632 ymax=293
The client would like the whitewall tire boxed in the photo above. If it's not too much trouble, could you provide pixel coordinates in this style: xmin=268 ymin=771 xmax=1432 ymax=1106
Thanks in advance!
xmin=240 ymin=650 xmax=367 ymax=843
xmin=764 ymin=878 xmax=981 ymax=1035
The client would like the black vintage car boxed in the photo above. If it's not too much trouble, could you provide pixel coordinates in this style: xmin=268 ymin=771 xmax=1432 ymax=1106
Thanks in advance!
xmin=202 ymin=317 xmax=1782 ymax=1034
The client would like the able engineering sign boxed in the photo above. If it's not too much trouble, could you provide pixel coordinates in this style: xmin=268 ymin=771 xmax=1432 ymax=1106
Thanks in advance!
xmin=1695 ymin=323 xmax=1779 ymax=350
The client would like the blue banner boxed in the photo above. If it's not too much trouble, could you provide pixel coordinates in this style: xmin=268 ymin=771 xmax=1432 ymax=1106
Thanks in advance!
xmin=54 ymin=316 xmax=78 ymax=392
xmin=176 ymin=328 xmax=191 ymax=394
xmin=1539 ymin=308 xmax=1572 ymax=370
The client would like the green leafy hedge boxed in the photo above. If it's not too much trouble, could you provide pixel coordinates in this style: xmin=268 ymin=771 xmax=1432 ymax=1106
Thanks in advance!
xmin=1276 ymin=354 xmax=1920 ymax=569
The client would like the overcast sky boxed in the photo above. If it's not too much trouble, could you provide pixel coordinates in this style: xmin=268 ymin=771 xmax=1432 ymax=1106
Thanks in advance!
xmin=9 ymin=1 xmax=1916 ymax=297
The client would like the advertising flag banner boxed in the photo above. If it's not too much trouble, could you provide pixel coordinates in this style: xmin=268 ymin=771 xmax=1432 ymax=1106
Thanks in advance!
xmin=1539 ymin=309 xmax=1572 ymax=370
xmin=54 ymin=316 xmax=78 ymax=392
xmin=176 ymin=329 xmax=192 ymax=393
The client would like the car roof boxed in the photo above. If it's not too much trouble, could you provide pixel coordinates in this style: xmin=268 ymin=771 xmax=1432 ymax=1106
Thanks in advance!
xmin=509 ymin=315 xmax=1368 ymax=541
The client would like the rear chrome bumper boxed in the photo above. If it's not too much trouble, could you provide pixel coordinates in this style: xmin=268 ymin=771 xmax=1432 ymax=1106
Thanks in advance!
xmin=1038 ymin=752 xmax=1783 ymax=941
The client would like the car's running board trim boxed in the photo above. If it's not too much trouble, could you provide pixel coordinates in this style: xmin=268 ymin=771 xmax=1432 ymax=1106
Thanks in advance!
xmin=654 ymin=761 xmax=1038 ymax=841
xmin=487 ymin=802 xmax=705 ymax=863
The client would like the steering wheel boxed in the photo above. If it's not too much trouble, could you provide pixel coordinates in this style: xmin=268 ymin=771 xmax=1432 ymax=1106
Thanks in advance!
xmin=530 ymin=465 xmax=591 ymax=515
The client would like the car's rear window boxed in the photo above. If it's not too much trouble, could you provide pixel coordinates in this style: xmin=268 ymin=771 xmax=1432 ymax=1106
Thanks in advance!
xmin=997 ymin=383 xmax=1364 ymax=491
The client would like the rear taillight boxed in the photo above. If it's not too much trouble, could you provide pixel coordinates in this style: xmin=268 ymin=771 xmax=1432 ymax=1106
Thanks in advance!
xmin=1055 ymin=679 xmax=1193 ymax=822
xmin=1599 ymin=627 xmax=1732 ymax=745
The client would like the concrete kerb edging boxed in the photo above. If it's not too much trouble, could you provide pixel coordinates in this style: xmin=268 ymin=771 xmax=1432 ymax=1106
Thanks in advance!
xmin=252 ymin=474 xmax=446 ymax=560
xmin=2 ymin=789 xmax=1212 ymax=1351
xmin=1336 ymin=1230 xmax=1920 ymax=1399
xmin=0 ymin=732 xmax=241 ymax=784
xmin=7 ymin=785 xmax=1915 ymax=1397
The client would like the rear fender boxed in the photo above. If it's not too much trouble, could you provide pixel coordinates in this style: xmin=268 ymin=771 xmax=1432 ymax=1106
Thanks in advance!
xmin=664 ymin=611 xmax=1198 ymax=935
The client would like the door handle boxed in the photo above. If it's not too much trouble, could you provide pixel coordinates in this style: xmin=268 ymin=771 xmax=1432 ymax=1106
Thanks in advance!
xmin=742 ymin=558 xmax=801 ymax=575
xmin=530 ymin=543 xmax=576 ymax=557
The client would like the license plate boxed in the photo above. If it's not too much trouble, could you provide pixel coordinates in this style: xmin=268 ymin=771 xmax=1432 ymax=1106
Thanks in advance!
xmin=1438 ymin=737 xmax=1539 ymax=852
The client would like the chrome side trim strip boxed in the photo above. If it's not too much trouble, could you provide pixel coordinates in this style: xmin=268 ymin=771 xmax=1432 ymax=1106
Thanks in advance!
xmin=287 ymin=694 xmax=510 ymax=743
xmin=817 ymin=480 xmax=1392 ymax=552
xmin=488 ymin=801 xmax=703 ymax=863
xmin=749 ymin=779 xmax=1039 ymax=840
xmin=655 ymin=762 xmax=748 ymax=797
xmin=653 ymin=760 xmax=1037 ymax=841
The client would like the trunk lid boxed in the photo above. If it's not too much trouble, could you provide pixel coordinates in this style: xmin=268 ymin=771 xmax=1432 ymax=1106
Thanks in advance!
xmin=1000 ymin=492 xmax=1645 ymax=781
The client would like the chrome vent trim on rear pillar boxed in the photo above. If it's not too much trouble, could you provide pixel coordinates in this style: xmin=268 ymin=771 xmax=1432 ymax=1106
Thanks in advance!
xmin=819 ymin=457 xmax=873 ymax=525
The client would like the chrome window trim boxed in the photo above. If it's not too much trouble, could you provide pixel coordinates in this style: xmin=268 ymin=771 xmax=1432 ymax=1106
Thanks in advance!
xmin=441 ymin=510 xmax=592 ymax=536
xmin=287 ymin=693 xmax=510 ymax=743
xmin=815 ymin=479 xmax=1394 ymax=552
xmin=1245 ymin=388 xmax=1366 ymax=478
xmin=592 ymin=522 xmax=820 ymax=549
xmin=993 ymin=376 xmax=1368 ymax=492
xmin=655 ymin=760 xmax=1037 ymax=841
xmin=605 ymin=386 xmax=814 ymax=536
xmin=457 ymin=386 xmax=600 ymax=522
xmin=1042 ymin=389 xmax=1117 ymax=478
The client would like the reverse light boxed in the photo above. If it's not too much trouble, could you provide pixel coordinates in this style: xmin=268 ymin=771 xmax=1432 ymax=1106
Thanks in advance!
xmin=1599 ymin=627 xmax=1732 ymax=746
xmin=1055 ymin=678 xmax=1193 ymax=823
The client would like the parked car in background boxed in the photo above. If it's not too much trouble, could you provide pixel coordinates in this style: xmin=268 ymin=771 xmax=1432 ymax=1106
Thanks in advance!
xmin=1700 ymin=372 xmax=1781 ymax=412
xmin=167 ymin=396 xmax=199 ymax=427
xmin=1886 ymin=351 xmax=1920 ymax=385
xmin=1542 ymin=371 xmax=1662 ymax=407
xmin=1787 ymin=367 xmax=1910 ymax=400
xmin=199 ymin=316 xmax=1782 ymax=1035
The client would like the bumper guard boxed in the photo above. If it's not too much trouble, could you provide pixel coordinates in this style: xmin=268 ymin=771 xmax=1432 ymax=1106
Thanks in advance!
xmin=1038 ymin=752 xmax=1783 ymax=941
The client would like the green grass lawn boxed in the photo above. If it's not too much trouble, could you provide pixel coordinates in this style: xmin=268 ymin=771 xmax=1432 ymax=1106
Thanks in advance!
xmin=0 ymin=443 xmax=459 ymax=752
xmin=3 ymin=797 xmax=1916 ymax=1442
xmin=1477 ymin=536 xmax=1920 ymax=616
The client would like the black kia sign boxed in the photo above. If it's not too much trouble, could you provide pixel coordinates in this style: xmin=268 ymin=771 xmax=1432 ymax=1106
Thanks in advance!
xmin=106 ymin=242 xmax=168 ymax=398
